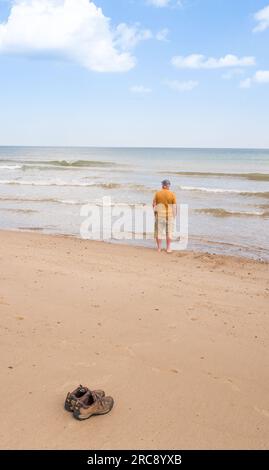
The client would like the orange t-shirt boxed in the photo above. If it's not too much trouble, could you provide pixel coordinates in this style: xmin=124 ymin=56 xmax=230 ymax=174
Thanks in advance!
xmin=153 ymin=189 xmax=177 ymax=218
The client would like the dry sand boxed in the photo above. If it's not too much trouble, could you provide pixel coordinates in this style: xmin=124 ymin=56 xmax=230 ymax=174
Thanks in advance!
xmin=0 ymin=230 xmax=268 ymax=450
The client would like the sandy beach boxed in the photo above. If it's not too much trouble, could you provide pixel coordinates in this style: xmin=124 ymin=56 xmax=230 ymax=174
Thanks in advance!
xmin=0 ymin=229 xmax=268 ymax=450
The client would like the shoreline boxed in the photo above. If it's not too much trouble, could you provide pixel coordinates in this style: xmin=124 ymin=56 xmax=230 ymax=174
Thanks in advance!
xmin=1 ymin=227 xmax=269 ymax=264
xmin=1 ymin=146 xmax=268 ymax=264
xmin=1 ymin=229 xmax=269 ymax=449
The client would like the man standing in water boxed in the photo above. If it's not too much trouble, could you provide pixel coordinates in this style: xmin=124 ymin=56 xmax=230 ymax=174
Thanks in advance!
xmin=153 ymin=180 xmax=177 ymax=253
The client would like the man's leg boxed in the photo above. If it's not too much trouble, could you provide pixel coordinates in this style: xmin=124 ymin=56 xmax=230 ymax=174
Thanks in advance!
xmin=156 ymin=237 xmax=162 ymax=252
xmin=166 ymin=218 xmax=173 ymax=253
xmin=166 ymin=237 xmax=172 ymax=253
xmin=155 ymin=214 xmax=162 ymax=252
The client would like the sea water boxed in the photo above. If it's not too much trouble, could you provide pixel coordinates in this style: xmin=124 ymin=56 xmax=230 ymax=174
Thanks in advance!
xmin=0 ymin=146 xmax=268 ymax=260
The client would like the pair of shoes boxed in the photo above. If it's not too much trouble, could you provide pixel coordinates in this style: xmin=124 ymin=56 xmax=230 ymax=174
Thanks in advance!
xmin=65 ymin=384 xmax=114 ymax=421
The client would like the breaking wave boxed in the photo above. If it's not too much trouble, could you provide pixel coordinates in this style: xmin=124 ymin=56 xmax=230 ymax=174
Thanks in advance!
xmin=195 ymin=208 xmax=269 ymax=218
xmin=170 ymin=171 xmax=269 ymax=181
xmin=1 ymin=159 xmax=118 ymax=169
xmin=0 ymin=165 xmax=22 ymax=170
xmin=180 ymin=186 xmax=269 ymax=198
xmin=0 ymin=179 xmax=153 ymax=192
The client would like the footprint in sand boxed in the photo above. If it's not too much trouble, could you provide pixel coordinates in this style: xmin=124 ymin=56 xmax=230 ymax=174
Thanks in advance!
xmin=254 ymin=406 xmax=269 ymax=418
xmin=115 ymin=344 xmax=135 ymax=358
xmin=152 ymin=366 xmax=181 ymax=375
xmin=211 ymin=375 xmax=240 ymax=392
xmin=126 ymin=346 xmax=135 ymax=357
xmin=221 ymin=378 xmax=240 ymax=392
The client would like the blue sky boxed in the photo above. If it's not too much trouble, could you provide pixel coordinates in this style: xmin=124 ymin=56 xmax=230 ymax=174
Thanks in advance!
xmin=0 ymin=0 xmax=268 ymax=148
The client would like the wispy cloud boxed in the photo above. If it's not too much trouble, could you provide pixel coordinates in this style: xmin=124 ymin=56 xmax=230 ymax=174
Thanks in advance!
xmin=166 ymin=80 xmax=198 ymax=91
xmin=240 ymin=71 xmax=269 ymax=88
xmin=253 ymin=4 xmax=269 ymax=32
xmin=172 ymin=54 xmax=255 ymax=69
xmin=114 ymin=23 xmax=152 ymax=50
xmin=130 ymin=85 xmax=152 ymax=94
xmin=156 ymin=28 xmax=170 ymax=42
xmin=147 ymin=0 xmax=171 ymax=7
xmin=221 ymin=69 xmax=245 ymax=80
xmin=0 ymin=0 xmax=152 ymax=72
xmin=147 ymin=0 xmax=183 ymax=8
xmin=114 ymin=24 xmax=169 ymax=47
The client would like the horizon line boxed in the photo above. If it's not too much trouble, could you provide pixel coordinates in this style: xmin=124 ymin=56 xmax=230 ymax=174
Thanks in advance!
xmin=0 ymin=145 xmax=269 ymax=151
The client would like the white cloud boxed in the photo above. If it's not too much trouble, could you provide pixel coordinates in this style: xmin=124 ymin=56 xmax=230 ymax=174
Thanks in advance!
xmin=240 ymin=70 xmax=269 ymax=88
xmin=147 ymin=0 xmax=183 ymax=7
xmin=156 ymin=28 xmax=169 ymax=41
xmin=114 ymin=23 xmax=168 ymax=51
xmin=147 ymin=0 xmax=170 ymax=7
xmin=114 ymin=23 xmax=152 ymax=51
xmin=253 ymin=4 xmax=269 ymax=32
xmin=172 ymin=54 xmax=255 ymax=69
xmin=255 ymin=70 xmax=269 ymax=83
xmin=166 ymin=80 xmax=198 ymax=91
xmin=0 ymin=0 xmax=152 ymax=72
xmin=221 ymin=69 xmax=245 ymax=80
xmin=130 ymin=85 xmax=152 ymax=94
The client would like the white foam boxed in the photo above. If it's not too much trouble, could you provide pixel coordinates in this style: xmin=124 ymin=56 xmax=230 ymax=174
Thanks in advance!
xmin=180 ymin=186 xmax=266 ymax=195
xmin=0 ymin=179 xmax=95 ymax=187
xmin=0 ymin=165 xmax=22 ymax=170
